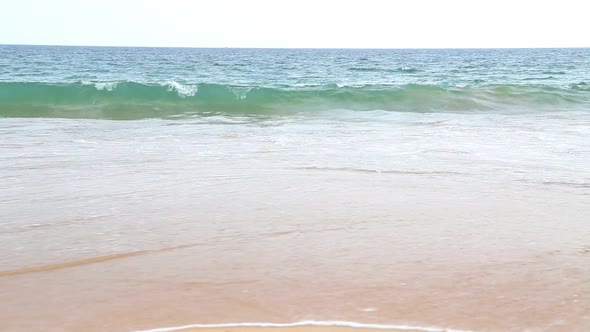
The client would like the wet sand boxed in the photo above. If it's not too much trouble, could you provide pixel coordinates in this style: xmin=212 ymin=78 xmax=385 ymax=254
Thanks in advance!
xmin=1 ymin=229 xmax=589 ymax=332
xmin=1 ymin=127 xmax=589 ymax=332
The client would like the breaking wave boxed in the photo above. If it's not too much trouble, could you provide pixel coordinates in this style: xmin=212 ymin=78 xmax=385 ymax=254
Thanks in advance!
xmin=0 ymin=81 xmax=589 ymax=119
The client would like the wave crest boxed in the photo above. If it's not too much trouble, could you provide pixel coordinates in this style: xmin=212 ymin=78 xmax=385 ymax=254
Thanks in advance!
xmin=0 ymin=82 xmax=589 ymax=119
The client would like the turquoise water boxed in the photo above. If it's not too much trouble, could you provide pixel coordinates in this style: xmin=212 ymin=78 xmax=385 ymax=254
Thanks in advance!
xmin=1 ymin=46 xmax=589 ymax=118
xmin=1 ymin=46 xmax=589 ymax=263
xmin=1 ymin=46 xmax=590 ymax=331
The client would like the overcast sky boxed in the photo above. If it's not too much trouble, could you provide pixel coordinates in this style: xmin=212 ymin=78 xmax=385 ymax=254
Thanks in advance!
xmin=1 ymin=0 xmax=588 ymax=48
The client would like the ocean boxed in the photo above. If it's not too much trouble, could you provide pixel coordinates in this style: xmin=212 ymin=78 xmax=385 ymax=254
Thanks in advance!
xmin=0 ymin=46 xmax=589 ymax=332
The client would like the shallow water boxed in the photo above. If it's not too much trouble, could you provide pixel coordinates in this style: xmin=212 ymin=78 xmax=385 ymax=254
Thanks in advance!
xmin=1 ymin=47 xmax=589 ymax=331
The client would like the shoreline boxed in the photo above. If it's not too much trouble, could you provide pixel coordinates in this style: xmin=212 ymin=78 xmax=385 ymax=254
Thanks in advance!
xmin=1 ymin=224 xmax=589 ymax=332
xmin=131 ymin=321 xmax=470 ymax=332
xmin=133 ymin=320 xmax=470 ymax=332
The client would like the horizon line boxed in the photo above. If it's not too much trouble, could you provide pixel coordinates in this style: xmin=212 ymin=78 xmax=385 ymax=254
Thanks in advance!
xmin=1 ymin=43 xmax=589 ymax=50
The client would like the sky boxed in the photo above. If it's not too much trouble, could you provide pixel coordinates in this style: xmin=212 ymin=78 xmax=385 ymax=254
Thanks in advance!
xmin=0 ymin=0 xmax=588 ymax=48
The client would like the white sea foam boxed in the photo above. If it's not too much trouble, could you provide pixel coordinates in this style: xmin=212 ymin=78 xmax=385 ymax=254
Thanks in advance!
xmin=336 ymin=83 xmax=368 ymax=88
xmin=132 ymin=320 xmax=473 ymax=332
xmin=165 ymin=81 xmax=198 ymax=97
xmin=81 ymin=81 xmax=119 ymax=91
xmin=95 ymin=82 xmax=119 ymax=91
xmin=228 ymin=86 xmax=253 ymax=100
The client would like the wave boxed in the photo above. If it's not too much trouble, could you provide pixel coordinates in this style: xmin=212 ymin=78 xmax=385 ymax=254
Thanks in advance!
xmin=1 ymin=81 xmax=589 ymax=119
xmin=297 ymin=166 xmax=463 ymax=176
xmin=348 ymin=67 xmax=419 ymax=73
xmin=132 ymin=320 xmax=473 ymax=332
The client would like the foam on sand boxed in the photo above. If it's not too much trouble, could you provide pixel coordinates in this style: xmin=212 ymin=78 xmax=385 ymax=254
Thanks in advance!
xmin=132 ymin=320 xmax=472 ymax=332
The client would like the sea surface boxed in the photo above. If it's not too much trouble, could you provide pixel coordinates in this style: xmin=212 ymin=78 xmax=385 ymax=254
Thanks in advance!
xmin=0 ymin=46 xmax=589 ymax=332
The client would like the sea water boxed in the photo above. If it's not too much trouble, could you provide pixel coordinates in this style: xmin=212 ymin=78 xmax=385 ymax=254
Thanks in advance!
xmin=0 ymin=46 xmax=589 ymax=331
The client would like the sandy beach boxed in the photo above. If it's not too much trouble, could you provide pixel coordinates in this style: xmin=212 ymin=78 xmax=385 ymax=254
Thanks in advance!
xmin=2 ymin=47 xmax=590 ymax=332
xmin=2 ymin=183 xmax=589 ymax=332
